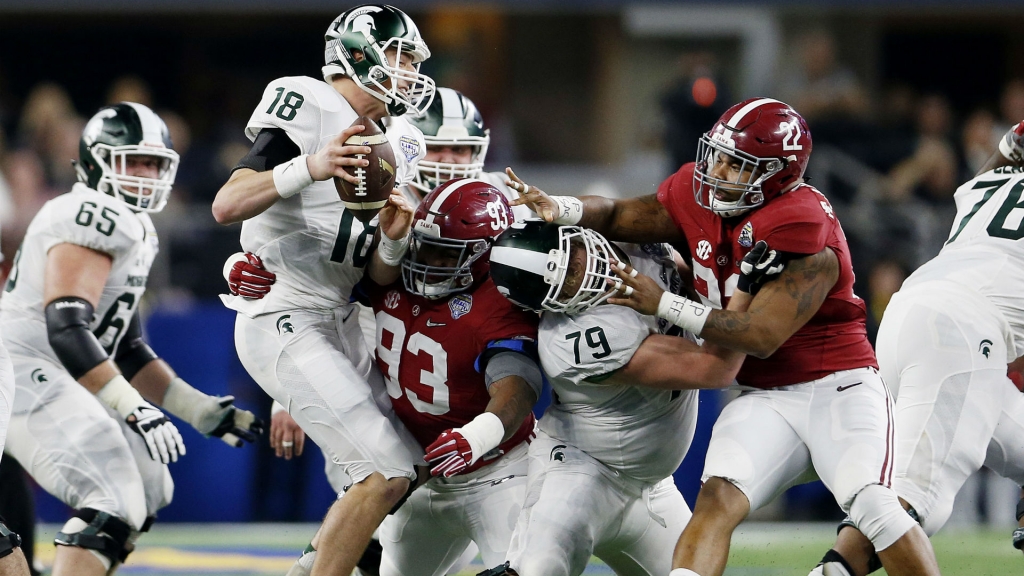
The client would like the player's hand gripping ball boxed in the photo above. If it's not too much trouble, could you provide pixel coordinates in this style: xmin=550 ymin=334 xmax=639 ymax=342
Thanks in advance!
xmin=334 ymin=116 xmax=397 ymax=223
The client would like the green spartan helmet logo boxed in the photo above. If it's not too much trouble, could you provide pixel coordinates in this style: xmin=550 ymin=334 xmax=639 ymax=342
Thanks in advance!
xmin=979 ymin=339 xmax=993 ymax=358
xmin=277 ymin=315 xmax=294 ymax=335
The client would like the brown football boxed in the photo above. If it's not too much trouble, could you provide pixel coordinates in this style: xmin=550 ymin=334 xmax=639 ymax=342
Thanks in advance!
xmin=334 ymin=115 xmax=397 ymax=223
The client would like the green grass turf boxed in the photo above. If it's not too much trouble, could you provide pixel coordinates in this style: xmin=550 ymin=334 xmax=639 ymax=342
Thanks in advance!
xmin=32 ymin=522 xmax=1020 ymax=575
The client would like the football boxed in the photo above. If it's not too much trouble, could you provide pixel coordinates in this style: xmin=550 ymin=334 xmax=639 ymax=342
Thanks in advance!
xmin=334 ymin=115 xmax=397 ymax=223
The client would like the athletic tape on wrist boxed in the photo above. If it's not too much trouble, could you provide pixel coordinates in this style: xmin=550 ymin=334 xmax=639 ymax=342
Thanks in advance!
xmin=551 ymin=196 xmax=583 ymax=225
xmin=97 ymin=374 xmax=147 ymax=418
xmin=656 ymin=292 xmax=711 ymax=336
xmin=460 ymin=412 xmax=505 ymax=465
xmin=1000 ymin=130 xmax=1024 ymax=163
xmin=272 ymin=154 xmax=313 ymax=199
xmin=377 ymin=232 xmax=410 ymax=267
xmin=162 ymin=377 xmax=210 ymax=427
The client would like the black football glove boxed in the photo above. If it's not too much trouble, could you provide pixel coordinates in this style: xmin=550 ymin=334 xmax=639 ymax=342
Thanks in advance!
xmin=737 ymin=240 xmax=786 ymax=295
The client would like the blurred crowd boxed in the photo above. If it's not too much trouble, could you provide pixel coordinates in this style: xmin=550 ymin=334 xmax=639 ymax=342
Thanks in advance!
xmin=662 ymin=28 xmax=1024 ymax=340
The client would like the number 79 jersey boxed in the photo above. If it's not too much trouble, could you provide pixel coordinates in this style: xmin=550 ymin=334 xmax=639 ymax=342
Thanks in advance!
xmin=903 ymin=165 xmax=1024 ymax=360
xmin=221 ymin=75 xmax=426 ymax=317
xmin=0 ymin=184 xmax=157 ymax=366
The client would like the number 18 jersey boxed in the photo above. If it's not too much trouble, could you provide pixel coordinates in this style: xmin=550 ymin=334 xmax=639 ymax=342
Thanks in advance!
xmin=903 ymin=166 xmax=1024 ymax=360
xmin=1 ymin=184 xmax=157 ymax=370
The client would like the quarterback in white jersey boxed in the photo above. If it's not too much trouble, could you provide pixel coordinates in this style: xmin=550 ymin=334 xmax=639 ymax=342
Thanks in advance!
xmin=212 ymin=6 xmax=437 ymax=576
xmin=485 ymin=221 xmax=776 ymax=576
xmin=0 ymin=103 xmax=260 ymax=576
xmin=814 ymin=122 xmax=1024 ymax=576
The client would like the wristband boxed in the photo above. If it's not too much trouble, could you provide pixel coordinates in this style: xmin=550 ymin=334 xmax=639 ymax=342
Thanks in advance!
xmin=377 ymin=231 xmax=410 ymax=267
xmin=460 ymin=412 xmax=505 ymax=465
xmin=272 ymin=154 xmax=314 ymax=199
xmin=97 ymin=374 xmax=147 ymax=418
xmin=161 ymin=377 xmax=212 ymax=428
xmin=656 ymin=292 xmax=712 ymax=336
xmin=551 ymin=196 xmax=584 ymax=225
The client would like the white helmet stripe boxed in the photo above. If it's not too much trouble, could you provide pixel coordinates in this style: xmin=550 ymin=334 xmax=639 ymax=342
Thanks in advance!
xmin=424 ymin=177 xmax=481 ymax=225
xmin=725 ymin=98 xmax=783 ymax=129
xmin=490 ymin=245 xmax=549 ymax=277
xmin=440 ymin=88 xmax=464 ymax=128
xmin=124 ymin=102 xmax=166 ymax=146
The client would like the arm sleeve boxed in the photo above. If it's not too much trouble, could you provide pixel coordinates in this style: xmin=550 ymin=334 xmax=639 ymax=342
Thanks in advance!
xmin=483 ymin=349 xmax=543 ymax=399
xmin=233 ymin=128 xmax=302 ymax=173
xmin=113 ymin=311 xmax=159 ymax=381
xmin=45 ymin=297 xmax=109 ymax=380
xmin=539 ymin=305 xmax=651 ymax=386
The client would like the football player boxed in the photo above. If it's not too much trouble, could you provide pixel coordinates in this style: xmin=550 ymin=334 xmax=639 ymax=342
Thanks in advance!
xmin=805 ymin=122 xmax=1024 ymax=576
xmin=353 ymin=179 xmax=541 ymax=575
xmin=211 ymin=5 xmax=435 ymax=576
xmin=0 ymin=103 xmax=262 ymax=576
xmin=479 ymin=221 xmax=776 ymax=576
xmin=509 ymin=98 xmax=940 ymax=576
xmin=0 ymin=228 xmax=30 ymax=576
xmin=406 ymin=87 xmax=532 ymax=222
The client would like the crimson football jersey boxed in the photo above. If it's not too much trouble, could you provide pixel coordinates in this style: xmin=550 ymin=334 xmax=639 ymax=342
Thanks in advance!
xmin=367 ymin=276 xmax=538 ymax=473
xmin=657 ymin=162 xmax=877 ymax=389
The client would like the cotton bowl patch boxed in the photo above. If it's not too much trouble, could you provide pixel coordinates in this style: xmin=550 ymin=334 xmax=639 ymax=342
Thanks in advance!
xmin=400 ymin=135 xmax=420 ymax=162
xmin=738 ymin=221 xmax=754 ymax=248
xmin=449 ymin=294 xmax=473 ymax=319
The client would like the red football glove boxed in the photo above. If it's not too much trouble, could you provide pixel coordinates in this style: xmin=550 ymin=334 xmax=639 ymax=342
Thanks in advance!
xmin=226 ymin=253 xmax=276 ymax=299
xmin=424 ymin=429 xmax=474 ymax=477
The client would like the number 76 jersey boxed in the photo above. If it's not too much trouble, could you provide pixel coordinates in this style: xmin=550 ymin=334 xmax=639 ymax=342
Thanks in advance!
xmin=1 ymin=184 xmax=157 ymax=368
xmin=903 ymin=165 xmax=1024 ymax=360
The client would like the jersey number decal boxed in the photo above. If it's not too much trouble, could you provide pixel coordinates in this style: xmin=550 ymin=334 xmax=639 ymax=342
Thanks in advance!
xmin=565 ymin=327 xmax=611 ymax=364
xmin=93 ymin=293 xmax=136 ymax=353
xmin=486 ymin=201 xmax=508 ymax=231
xmin=781 ymin=121 xmax=804 ymax=151
xmin=330 ymin=210 xmax=377 ymax=268
xmin=75 ymin=202 xmax=119 ymax=237
xmin=375 ymin=310 xmax=450 ymax=415
xmin=266 ymin=88 xmax=304 ymax=122
xmin=947 ymin=178 xmax=1024 ymax=243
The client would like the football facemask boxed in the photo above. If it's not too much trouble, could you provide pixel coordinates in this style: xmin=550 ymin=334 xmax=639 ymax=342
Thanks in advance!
xmin=410 ymin=88 xmax=489 ymax=194
xmin=402 ymin=222 xmax=490 ymax=299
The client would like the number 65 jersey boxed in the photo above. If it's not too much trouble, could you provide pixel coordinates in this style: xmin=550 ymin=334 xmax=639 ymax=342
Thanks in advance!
xmin=902 ymin=165 xmax=1024 ymax=361
xmin=537 ymin=243 xmax=699 ymax=485
xmin=0 ymin=184 xmax=157 ymax=382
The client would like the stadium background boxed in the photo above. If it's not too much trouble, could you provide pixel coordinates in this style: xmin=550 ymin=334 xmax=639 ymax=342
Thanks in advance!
xmin=0 ymin=0 xmax=1023 ymax=573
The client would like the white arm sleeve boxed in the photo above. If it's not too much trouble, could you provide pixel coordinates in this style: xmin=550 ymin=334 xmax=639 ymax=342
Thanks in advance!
xmin=539 ymin=305 xmax=652 ymax=385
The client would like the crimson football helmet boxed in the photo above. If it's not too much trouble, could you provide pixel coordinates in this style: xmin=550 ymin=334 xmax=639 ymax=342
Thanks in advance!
xmin=403 ymin=178 xmax=514 ymax=298
xmin=694 ymin=97 xmax=812 ymax=217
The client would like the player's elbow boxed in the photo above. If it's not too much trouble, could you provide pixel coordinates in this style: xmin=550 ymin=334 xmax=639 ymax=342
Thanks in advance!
xmin=211 ymin=191 xmax=243 ymax=225
xmin=748 ymin=337 xmax=783 ymax=359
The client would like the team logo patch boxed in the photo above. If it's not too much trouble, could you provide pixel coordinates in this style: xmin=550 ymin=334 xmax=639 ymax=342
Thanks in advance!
xmin=738 ymin=221 xmax=754 ymax=248
xmin=412 ymin=305 xmax=421 ymax=316
xmin=550 ymin=444 xmax=567 ymax=462
xmin=449 ymin=294 xmax=473 ymax=319
xmin=31 ymin=368 xmax=47 ymax=384
xmin=695 ymin=240 xmax=713 ymax=261
xmin=716 ymin=255 xmax=729 ymax=266
xmin=384 ymin=290 xmax=400 ymax=309
xmin=399 ymin=135 xmax=420 ymax=162
xmin=276 ymin=314 xmax=294 ymax=335
xmin=980 ymin=339 xmax=993 ymax=358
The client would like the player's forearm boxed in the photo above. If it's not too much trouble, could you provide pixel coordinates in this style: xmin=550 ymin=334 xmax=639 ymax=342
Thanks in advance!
xmin=212 ymin=169 xmax=284 ymax=225
xmin=485 ymin=376 xmax=538 ymax=442
xmin=579 ymin=194 xmax=683 ymax=243
xmin=129 ymin=358 xmax=176 ymax=406
xmin=367 ymin=254 xmax=401 ymax=286
xmin=700 ymin=308 xmax=782 ymax=359
xmin=78 ymin=360 xmax=121 ymax=394
xmin=620 ymin=335 xmax=738 ymax=390
xmin=976 ymin=151 xmax=1013 ymax=176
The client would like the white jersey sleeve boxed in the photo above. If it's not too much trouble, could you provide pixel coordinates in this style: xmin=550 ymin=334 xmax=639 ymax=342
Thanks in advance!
xmin=37 ymin=189 xmax=144 ymax=260
xmin=540 ymin=306 xmax=650 ymax=386
xmin=245 ymin=77 xmax=325 ymax=153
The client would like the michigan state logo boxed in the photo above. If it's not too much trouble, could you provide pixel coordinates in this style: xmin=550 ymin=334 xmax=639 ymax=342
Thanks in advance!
xmin=979 ymin=339 xmax=993 ymax=358
xmin=550 ymin=444 xmax=567 ymax=462
xmin=276 ymin=314 xmax=294 ymax=335
xmin=31 ymin=368 xmax=48 ymax=384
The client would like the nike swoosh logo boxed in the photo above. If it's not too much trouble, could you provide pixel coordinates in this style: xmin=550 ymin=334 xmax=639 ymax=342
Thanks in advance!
xmin=426 ymin=320 xmax=446 ymax=327
xmin=837 ymin=382 xmax=863 ymax=392
xmin=342 ymin=309 xmax=355 ymax=322
xmin=491 ymin=475 xmax=519 ymax=486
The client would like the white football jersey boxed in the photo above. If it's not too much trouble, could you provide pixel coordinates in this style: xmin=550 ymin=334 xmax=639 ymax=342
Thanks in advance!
xmin=537 ymin=242 xmax=699 ymax=484
xmin=903 ymin=165 xmax=1024 ymax=360
xmin=399 ymin=171 xmax=533 ymax=222
xmin=0 ymin=184 xmax=158 ymax=365
xmin=222 ymin=76 xmax=426 ymax=317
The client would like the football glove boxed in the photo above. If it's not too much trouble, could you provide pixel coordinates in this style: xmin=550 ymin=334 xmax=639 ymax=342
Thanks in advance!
xmin=126 ymin=404 xmax=186 ymax=464
xmin=424 ymin=429 xmax=474 ymax=477
xmin=737 ymin=240 xmax=786 ymax=295
xmin=999 ymin=120 xmax=1024 ymax=164
xmin=162 ymin=377 xmax=264 ymax=447
xmin=225 ymin=252 xmax=276 ymax=299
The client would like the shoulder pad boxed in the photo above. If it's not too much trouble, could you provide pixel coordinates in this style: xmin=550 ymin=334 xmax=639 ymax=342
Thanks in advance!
xmin=246 ymin=76 xmax=339 ymax=153
xmin=42 ymin=190 xmax=145 ymax=259
xmin=539 ymin=305 xmax=650 ymax=385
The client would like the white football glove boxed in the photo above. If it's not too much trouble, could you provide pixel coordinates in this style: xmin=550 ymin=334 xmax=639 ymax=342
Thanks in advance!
xmin=98 ymin=375 xmax=186 ymax=464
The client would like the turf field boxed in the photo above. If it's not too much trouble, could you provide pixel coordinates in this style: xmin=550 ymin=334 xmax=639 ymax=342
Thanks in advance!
xmin=30 ymin=522 xmax=1021 ymax=575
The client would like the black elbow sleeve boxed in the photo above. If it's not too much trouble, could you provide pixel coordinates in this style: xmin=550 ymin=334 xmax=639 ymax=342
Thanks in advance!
xmin=113 ymin=313 xmax=159 ymax=381
xmin=44 ymin=297 xmax=109 ymax=379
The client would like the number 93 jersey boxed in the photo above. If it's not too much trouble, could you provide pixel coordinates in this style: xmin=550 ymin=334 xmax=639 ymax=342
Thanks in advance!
xmin=904 ymin=165 xmax=1024 ymax=361
xmin=223 ymin=76 xmax=426 ymax=317
xmin=537 ymin=243 xmax=699 ymax=484
xmin=1 ymin=184 xmax=157 ymax=371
